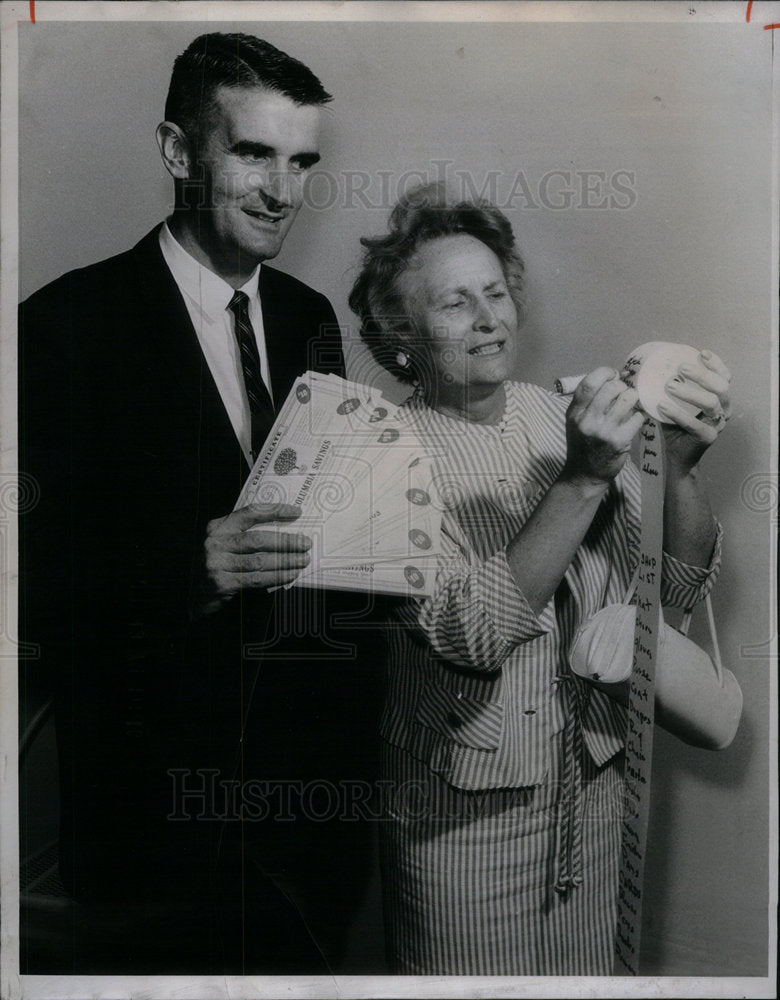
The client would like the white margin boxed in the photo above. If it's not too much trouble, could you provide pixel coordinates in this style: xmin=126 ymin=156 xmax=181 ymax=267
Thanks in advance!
xmin=1 ymin=3 xmax=777 ymax=999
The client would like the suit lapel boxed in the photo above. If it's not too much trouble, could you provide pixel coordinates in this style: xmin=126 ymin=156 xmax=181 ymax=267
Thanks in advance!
xmin=130 ymin=226 xmax=250 ymax=474
xmin=259 ymin=266 xmax=302 ymax=407
xmin=129 ymin=231 xmax=317 ymax=473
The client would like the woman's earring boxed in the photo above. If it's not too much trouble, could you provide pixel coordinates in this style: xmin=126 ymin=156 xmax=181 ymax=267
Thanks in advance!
xmin=395 ymin=350 xmax=410 ymax=369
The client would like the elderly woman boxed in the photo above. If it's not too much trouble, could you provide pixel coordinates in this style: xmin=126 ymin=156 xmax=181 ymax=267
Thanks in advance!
xmin=348 ymin=183 xmax=730 ymax=976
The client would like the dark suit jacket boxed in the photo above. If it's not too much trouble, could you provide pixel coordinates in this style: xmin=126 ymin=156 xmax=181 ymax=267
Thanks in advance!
xmin=19 ymin=226 xmax=381 ymax=923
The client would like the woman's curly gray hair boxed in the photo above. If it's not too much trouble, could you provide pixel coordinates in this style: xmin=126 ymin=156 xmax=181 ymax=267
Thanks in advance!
xmin=348 ymin=181 xmax=525 ymax=385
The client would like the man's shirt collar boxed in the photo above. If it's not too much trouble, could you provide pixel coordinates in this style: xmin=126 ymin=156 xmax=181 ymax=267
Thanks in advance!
xmin=160 ymin=221 xmax=261 ymax=321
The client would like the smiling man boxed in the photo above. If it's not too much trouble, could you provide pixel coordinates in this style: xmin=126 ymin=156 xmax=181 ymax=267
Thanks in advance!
xmin=158 ymin=66 xmax=324 ymax=282
xmin=18 ymin=33 xmax=372 ymax=975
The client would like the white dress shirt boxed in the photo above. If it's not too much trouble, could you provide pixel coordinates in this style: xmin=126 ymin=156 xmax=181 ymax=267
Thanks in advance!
xmin=159 ymin=222 xmax=273 ymax=464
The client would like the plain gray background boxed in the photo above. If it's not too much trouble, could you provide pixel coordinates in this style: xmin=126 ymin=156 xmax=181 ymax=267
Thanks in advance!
xmin=17 ymin=17 xmax=774 ymax=978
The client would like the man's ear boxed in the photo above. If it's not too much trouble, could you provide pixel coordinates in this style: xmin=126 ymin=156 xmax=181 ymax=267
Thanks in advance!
xmin=156 ymin=121 xmax=193 ymax=180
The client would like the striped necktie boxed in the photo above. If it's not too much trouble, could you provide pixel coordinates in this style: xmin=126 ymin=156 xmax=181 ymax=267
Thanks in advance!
xmin=228 ymin=290 xmax=275 ymax=461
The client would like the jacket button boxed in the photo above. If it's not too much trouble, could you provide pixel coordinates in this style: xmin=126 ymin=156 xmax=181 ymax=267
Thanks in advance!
xmin=446 ymin=710 xmax=462 ymax=728
xmin=455 ymin=691 xmax=463 ymax=700
xmin=523 ymin=709 xmax=536 ymax=716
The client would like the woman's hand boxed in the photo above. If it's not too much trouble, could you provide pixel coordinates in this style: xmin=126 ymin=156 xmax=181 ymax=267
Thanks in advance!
xmin=505 ymin=368 xmax=643 ymax=615
xmin=562 ymin=367 xmax=646 ymax=486
xmin=656 ymin=349 xmax=731 ymax=472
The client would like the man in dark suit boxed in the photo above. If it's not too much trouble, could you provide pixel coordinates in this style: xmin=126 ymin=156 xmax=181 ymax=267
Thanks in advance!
xmin=19 ymin=33 xmax=380 ymax=975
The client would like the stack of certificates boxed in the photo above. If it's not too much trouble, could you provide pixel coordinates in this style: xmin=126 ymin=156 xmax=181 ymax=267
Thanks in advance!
xmin=235 ymin=372 xmax=443 ymax=596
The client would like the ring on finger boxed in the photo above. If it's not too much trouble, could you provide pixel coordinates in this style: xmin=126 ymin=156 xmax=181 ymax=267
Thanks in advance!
xmin=697 ymin=408 xmax=725 ymax=426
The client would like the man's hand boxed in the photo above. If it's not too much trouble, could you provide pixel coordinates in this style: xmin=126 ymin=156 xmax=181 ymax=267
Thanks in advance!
xmin=200 ymin=503 xmax=312 ymax=614
xmin=562 ymin=367 xmax=645 ymax=486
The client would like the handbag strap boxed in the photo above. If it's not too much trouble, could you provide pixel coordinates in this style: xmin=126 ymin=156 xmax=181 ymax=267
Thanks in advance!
xmin=623 ymin=563 xmax=640 ymax=604
xmin=680 ymin=594 xmax=724 ymax=684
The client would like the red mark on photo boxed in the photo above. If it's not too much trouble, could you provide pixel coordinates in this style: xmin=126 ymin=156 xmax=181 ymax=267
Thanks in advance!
xmin=746 ymin=1 xmax=779 ymax=27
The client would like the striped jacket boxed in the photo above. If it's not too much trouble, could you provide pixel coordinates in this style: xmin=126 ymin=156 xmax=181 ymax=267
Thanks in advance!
xmin=381 ymin=381 xmax=721 ymax=790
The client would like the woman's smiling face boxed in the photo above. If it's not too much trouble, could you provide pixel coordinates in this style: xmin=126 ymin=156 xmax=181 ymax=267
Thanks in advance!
xmin=398 ymin=234 xmax=520 ymax=413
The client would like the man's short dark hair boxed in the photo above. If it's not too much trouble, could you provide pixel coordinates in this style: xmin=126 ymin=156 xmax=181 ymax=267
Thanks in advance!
xmin=165 ymin=32 xmax=332 ymax=145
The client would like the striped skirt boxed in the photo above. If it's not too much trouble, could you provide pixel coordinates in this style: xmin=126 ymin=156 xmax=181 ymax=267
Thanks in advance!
xmin=379 ymin=737 xmax=624 ymax=976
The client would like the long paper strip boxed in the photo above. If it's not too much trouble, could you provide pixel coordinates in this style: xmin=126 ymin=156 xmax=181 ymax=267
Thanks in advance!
xmin=613 ymin=418 xmax=664 ymax=975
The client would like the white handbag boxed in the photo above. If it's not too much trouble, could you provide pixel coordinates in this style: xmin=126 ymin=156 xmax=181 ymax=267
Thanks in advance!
xmin=569 ymin=574 xmax=743 ymax=751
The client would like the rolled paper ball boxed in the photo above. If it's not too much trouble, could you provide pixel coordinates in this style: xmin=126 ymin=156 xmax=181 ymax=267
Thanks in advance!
xmin=622 ymin=341 xmax=702 ymax=423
